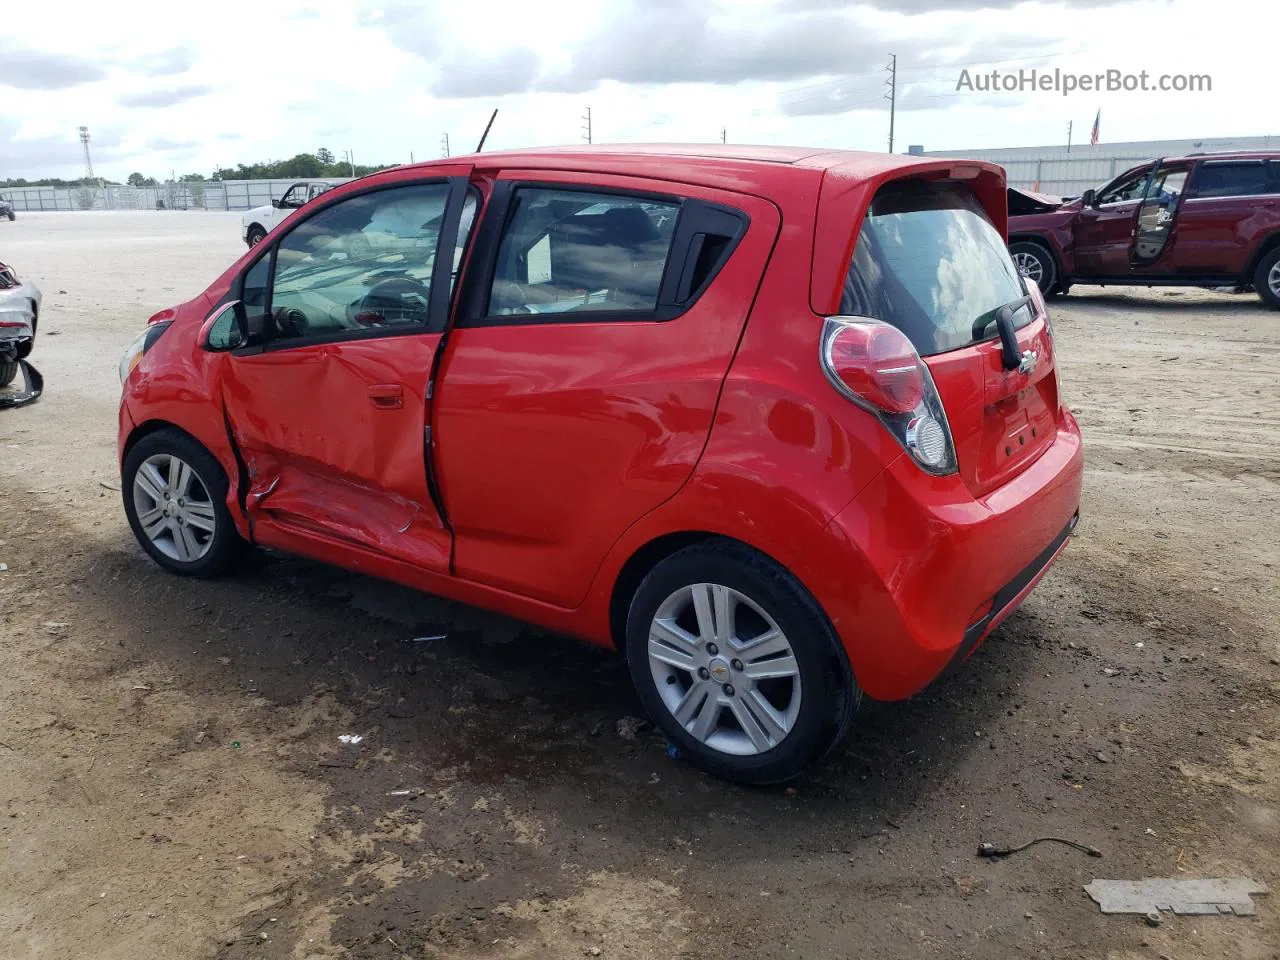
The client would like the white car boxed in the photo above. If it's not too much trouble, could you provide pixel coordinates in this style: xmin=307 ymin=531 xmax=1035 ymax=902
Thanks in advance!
xmin=240 ymin=181 xmax=340 ymax=247
xmin=0 ymin=260 xmax=42 ymax=397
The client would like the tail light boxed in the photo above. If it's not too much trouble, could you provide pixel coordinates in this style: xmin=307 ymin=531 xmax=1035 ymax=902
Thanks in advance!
xmin=820 ymin=317 xmax=958 ymax=475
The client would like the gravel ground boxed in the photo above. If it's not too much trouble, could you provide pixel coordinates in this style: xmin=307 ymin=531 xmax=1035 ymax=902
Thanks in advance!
xmin=1 ymin=211 xmax=1277 ymax=960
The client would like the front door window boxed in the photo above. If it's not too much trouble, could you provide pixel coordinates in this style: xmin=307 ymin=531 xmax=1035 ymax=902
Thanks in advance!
xmin=278 ymin=184 xmax=308 ymax=209
xmin=264 ymin=182 xmax=458 ymax=342
xmin=1097 ymin=167 xmax=1153 ymax=206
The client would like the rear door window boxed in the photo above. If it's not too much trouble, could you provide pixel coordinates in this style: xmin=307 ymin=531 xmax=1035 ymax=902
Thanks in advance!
xmin=487 ymin=188 xmax=680 ymax=317
xmin=1190 ymin=162 xmax=1276 ymax=198
xmin=840 ymin=181 xmax=1029 ymax=357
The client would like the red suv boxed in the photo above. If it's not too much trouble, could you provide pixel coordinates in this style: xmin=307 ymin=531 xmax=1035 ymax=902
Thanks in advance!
xmin=1008 ymin=152 xmax=1280 ymax=308
xmin=117 ymin=146 xmax=1083 ymax=783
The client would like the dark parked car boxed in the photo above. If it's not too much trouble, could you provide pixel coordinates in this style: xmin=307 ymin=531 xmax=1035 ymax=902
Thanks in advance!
xmin=0 ymin=194 xmax=15 ymax=221
xmin=1007 ymin=153 xmax=1280 ymax=308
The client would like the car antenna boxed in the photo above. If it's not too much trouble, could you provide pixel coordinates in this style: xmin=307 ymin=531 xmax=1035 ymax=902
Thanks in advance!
xmin=475 ymin=109 xmax=498 ymax=153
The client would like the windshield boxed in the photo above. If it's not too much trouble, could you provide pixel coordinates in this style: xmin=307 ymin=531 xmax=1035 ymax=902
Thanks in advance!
xmin=840 ymin=181 xmax=1029 ymax=356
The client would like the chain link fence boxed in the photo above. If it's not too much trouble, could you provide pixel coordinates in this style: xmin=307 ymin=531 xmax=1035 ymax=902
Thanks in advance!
xmin=0 ymin=179 xmax=349 ymax=213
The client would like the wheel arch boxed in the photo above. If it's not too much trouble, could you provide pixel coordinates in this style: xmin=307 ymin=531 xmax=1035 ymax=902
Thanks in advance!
xmin=1245 ymin=231 xmax=1280 ymax=280
xmin=1008 ymin=234 xmax=1064 ymax=285
xmin=123 ymin=418 xmax=221 ymax=473
xmin=609 ymin=531 xmax=720 ymax=653
xmin=606 ymin=529 xmax=848 ymax=671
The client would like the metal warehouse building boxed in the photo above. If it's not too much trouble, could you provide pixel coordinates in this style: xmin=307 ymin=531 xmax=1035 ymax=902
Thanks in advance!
xmin=917 ymin=134 xmax=1279 ymax=198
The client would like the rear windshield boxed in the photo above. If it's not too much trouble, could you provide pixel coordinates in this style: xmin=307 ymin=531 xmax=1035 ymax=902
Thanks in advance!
xmin=840 ymin=181 xmax=1029 ymax=356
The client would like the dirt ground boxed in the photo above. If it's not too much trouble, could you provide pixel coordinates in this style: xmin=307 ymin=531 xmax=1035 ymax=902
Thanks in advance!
xmin=1 ymin=211 xmax=1277 ymax=960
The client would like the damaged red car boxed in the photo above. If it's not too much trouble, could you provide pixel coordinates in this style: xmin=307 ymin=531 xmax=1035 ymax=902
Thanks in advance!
xmin=117 ymin=146 xmax=1083 ymax=783
xmin=1007 ymin=153 xmax=1280 ymax=308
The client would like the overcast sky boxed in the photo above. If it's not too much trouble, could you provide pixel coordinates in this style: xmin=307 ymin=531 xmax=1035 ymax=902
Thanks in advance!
xmin=1 ymin=0 xmax=1273 ymax=181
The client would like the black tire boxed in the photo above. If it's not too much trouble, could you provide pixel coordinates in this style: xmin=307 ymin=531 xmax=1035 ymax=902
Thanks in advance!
xmin=5 ymin=211 xmax=13 ymax=222
xmin=624 ymin=539 xmax=859 ymax=784
xmin=121 ymin=428 xmax=245 ymax=577
xmin=0 ymin=360 xmax=16 ymax=388
xmin=1009 ymin=240 xmax=1057 ymax=296
xmin=1254 ymin=247 xmax=1280 ymax=310
xmin=246 ymin=224 xmax=267 ymax=247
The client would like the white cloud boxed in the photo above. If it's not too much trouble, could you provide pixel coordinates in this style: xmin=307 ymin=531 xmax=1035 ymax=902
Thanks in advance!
xmin=0 ymin=0 xmax=1272 ymax=182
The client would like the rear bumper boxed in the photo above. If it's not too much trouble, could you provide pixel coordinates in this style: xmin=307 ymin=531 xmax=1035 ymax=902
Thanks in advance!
xmin=0 ymin=281 xmax=40 ymax=349
xmin=946 ymin=510 xmax=1077 ymax=671
xmin=808 ymin=410 xmax=1084 ymax=701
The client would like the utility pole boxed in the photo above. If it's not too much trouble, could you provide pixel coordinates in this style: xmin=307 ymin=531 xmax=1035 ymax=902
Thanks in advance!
xmin=720 ymin=127 xmax=726 ymax=144
xmin=581 ymin=106 xmax=592 ymax=145
xmin=441 ymin=132 xmax=450 ymax=158
xmin=1066 ymin=120 xmax=1073 ymax=153
xmin=884 ymin=54 xmax=897 ymax=154
xmin=410 ymin=151 xmax=414 ymax=163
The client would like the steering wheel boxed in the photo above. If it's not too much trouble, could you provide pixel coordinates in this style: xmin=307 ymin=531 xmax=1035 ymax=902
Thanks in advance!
xmin=272 ymin=307 xmax=310 ymax=339
xmin=349 ymin=276 xmax=433 ymax=327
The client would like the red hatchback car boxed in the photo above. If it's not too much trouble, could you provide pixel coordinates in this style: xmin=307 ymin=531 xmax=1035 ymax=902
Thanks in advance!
xmin=117 ymin=146 xmax=1083 ymax=783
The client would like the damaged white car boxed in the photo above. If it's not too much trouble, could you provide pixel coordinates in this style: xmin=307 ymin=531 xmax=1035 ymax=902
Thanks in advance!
xmin=0 ymin=260 xmax=43 ymax=404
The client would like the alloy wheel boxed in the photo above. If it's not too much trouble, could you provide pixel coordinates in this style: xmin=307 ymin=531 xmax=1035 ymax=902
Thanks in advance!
xmin=647 ymin=583 xmax=802 ymax=756
xmin=132 ymin=453 xmax=217 ymax=563
xmin=1013 ymin=251 xmax=1044 ymax=285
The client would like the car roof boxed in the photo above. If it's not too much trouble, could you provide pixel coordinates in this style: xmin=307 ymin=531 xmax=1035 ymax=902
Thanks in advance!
xmin=1177 ymin=151 xmax=1280 ymax=162
xmin=1125 ymin=151 xmax=1280 ymax=166
xmin=383 ymin=144 xmax=990 ymax=190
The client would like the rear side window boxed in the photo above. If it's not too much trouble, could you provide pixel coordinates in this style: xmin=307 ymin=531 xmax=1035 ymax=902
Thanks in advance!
xmin=1190 ymin=162 xmax=1277 ymax=198
xmin=840 ymin=181 xmax=1028 ymax=356
xmin=488 ymin=188 xmax=679 ymax=316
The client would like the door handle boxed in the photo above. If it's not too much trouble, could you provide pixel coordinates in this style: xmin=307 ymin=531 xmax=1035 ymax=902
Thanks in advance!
xmin=368 ymin=384 xmax=403 ymax=410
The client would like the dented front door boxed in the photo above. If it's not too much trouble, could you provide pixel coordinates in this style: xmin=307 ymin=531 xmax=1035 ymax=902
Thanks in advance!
xmin=218 ymin=171 xmax=474 ymax=571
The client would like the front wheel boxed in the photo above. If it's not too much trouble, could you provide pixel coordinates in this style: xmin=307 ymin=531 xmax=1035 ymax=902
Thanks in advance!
xmin=625 ymin=540 xmax=859 ymax=784
xmin=246 ymin=225 xmax=267 ymax=247
xmin=1009 ymin=241 xmax=1057 ymax=296
xmin=122 ymin=429 xmax=245 ymax=577
xmin=5 ymin=211 xmax=14 ymax=222
xmin=1254 ymin=248 xmax=1280 ymax=310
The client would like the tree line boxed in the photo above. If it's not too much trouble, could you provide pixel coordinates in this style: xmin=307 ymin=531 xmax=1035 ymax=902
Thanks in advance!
xmin=2 ymin=149 xmax=396 ymax=189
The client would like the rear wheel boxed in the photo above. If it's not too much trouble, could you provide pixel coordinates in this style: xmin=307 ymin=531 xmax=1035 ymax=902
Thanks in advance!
xmin=5 ymin=211 xmax=14 ymax=222
xmin=624 ymin=540 xmax=859 ymax=784
xmin=1254 ymin=247 xmax=1280 ymax=309
xmin=0 ymin=360 xmax=16 ymax=388
xmin=122 ymin=429 xmax=245 ymax=577
xmin=1010 ymin=241 xmax=1057 ymax=296
xmin=246 ymin=224 xmax=267 ymax=247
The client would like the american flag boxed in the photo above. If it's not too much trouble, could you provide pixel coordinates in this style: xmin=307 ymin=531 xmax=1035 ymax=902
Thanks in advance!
xmin=1090 ymin=109 xmax=1100 ymax=146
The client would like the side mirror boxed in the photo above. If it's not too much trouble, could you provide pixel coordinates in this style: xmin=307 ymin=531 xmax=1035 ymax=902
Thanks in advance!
xmin=1081 ymin=189 xmax=1097 ymax=208
xmin=198 ymin=301 xmax=262 ymax=352
xmin=271 ymin=199 xmax=281 ymax=208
